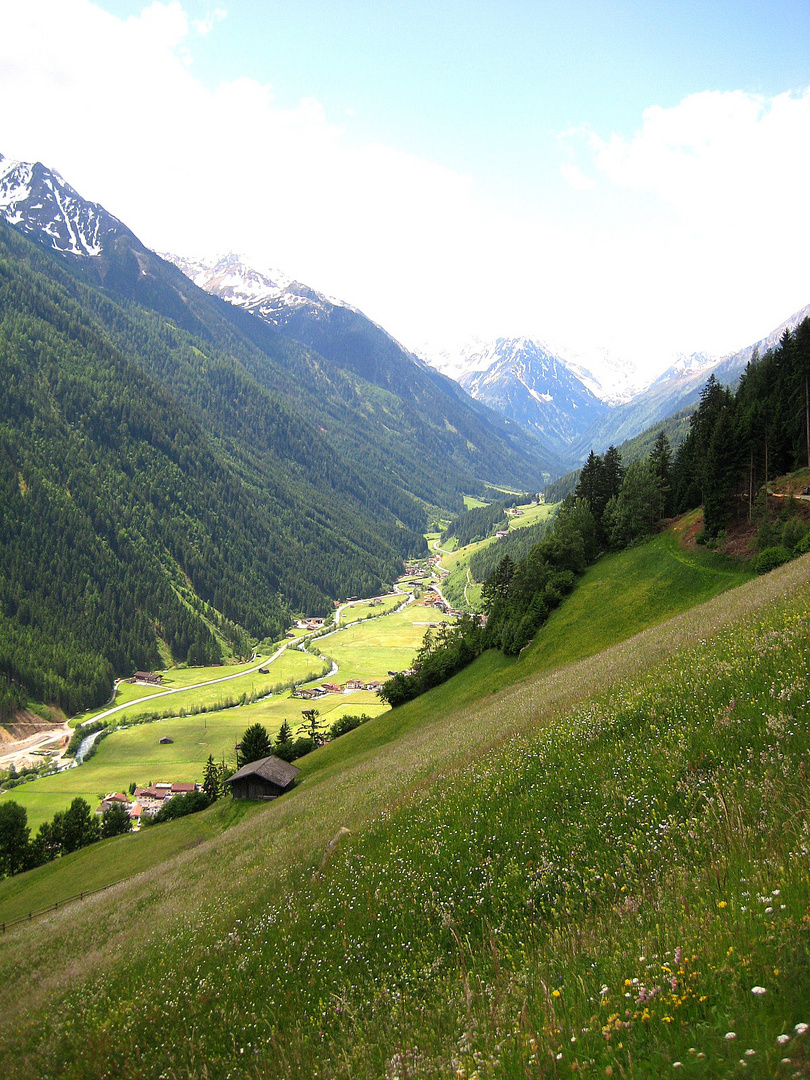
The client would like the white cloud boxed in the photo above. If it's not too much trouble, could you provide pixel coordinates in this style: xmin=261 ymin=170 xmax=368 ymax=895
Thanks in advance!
xmin=193 ymin=7 xmax=226 ymax=35
xmin=556 ymin=89 xmax=810 ymax=362
xmin=560 ymin=162 xmax=596 ymax=191
xmin=0 ymin=3 xmax=808 ymax=376
xmin=0 ymin=1 xmax=490 ymax=342
xmin=126 ymin=0 xmax=190 ymax=49
xmin=584 ymin=88 xmax=810 ymax=232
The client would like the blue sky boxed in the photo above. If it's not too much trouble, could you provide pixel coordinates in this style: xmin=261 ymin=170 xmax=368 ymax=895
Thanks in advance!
xmin=2 ymin=1 xmax=809 ymax=378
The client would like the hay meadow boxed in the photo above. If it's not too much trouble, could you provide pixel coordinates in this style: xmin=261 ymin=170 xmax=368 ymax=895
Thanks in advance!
xmin=0 ymin=541 xmax=808 ymax=1078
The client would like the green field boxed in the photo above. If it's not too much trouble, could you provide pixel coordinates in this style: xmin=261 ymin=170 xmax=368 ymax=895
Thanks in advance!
xmin=71 ymin=647 xmax=325 ymax=727
xmin=0 ymin=798 xmax=263 ymax=926
xmin=0 ymin=590 xmax=438 ymax=831
xmin=319 ymin=598 xmax=453 ymax=682
xmin=438 ymin=496 xmax=557 ymax=591
xmin=1 ymin=538 xmax=807 ymax=1077
xmin=336 ymin=591 xmax=403 ymax=624
xmin=516 ymin=509 xmax=753 ymax=677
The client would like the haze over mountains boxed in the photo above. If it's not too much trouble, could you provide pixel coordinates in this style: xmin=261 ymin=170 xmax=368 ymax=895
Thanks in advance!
xmin=2 ymin=150 xmax=807 ymax=481
xmin=419 ymin=304 xmax=810 ymax=466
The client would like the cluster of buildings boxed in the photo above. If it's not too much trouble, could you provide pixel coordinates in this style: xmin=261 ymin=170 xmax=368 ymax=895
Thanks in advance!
xmin=96 ymin=781 xmax=200 ymax=827
xmin=294 ymin=677 xmax=382 ymax=700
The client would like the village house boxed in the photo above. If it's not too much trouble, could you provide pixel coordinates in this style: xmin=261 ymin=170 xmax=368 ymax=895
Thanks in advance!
xmin=320 ymin=682 xmax=343 ymax=694
xmin=95 ymin=792 xmax=131 ymax=815
xmin=132 ymin=671 xmax=163 ymax=685
xmin=342 ymin=678 xmax=363 ymax=690
xmin=294 ymin=686 xmax=327 ymax=700
xmin=295 ymin=617 xmax=326 ymax=631
xmin=130 ymin=781 xmax=200 ymax=817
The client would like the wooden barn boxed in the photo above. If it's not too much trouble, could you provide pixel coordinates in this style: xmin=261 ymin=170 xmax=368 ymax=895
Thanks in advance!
xmin=225 ymin=755 xmax=301 ymax=801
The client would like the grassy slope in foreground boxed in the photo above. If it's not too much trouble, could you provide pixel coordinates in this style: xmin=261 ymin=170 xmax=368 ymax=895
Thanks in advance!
xmin=0 ymin=521 xmax=750 ymax=913
xmin=0 ymin=548 xmax=806 ymax=1073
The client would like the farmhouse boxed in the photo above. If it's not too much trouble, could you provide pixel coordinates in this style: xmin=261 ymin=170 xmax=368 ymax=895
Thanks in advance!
xmin=225 ymin=755 xmax=300 ymax=800
xmin=132 ymin=671 xmax=163 ymax=685
xmin=294 ymin=686 xmax=327 ymax=700
xmin=131 ymin=781 xmax=200 ymax=816
xmin=96 ymin=792 xmax=130 ymax=815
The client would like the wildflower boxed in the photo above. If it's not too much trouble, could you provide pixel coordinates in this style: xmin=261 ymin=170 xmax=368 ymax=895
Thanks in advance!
xmin=673 ymin=1064 xmax=683 ymax=1069
xmin=795 ymin=1023 xmax=808 ymax=1035
xmin=751 ymin=986 xmax=767 ymax=996
xmin=552 ymin=989 xmax=561 ymax=998
xmin=777 ymin=1035 xmax=790 ymax=1045
xmin=718 ymin=901 xmax=728 ymax=909
xmin=725 ymin=1032 xmax=737 ymax=1041
xmin=745 ymin=1050 xmax=755 ymax=1056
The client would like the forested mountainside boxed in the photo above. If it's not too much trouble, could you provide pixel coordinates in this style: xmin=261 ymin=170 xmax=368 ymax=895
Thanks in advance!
xmin=165 ymin=254 xmax=565 ymax=483
xmin=0 ymin=155 xmax=555 ymax=514
xmin=672 ymin=320 xmax=810 ymax=534
xmin=0 ymin=154 xmax=557 ymax=719
xmin=0 ymin=221 xmax=429 ymax=716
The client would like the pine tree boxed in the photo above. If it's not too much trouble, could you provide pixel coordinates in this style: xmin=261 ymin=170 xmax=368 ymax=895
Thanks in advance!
xmin=649 ymin=431 xmax=673 ymax=519
xmin=202 ymin=754 xmax=220 ymax=801
xmin=298 ymin=709 xmax=327 ymax=745
xmin=237 ymin=723 xmax=272 ymax=767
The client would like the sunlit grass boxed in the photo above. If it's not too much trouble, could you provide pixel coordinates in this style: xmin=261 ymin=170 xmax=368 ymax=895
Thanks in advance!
xmin=1 ymin=552 xmax=806 ymax=1078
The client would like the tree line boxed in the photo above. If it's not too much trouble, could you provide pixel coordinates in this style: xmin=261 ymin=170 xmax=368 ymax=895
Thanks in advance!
xmin=0 ymin=796 xmax=131 ymax=879
xmin=379 ymin=433 xmax=677 ymax=707
xmin=669 ymin=320 xmax=810 ymax=539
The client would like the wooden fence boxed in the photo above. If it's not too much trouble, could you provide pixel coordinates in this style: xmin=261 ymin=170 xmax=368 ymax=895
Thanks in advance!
xmin=1 ymin=881 xmax=118 ymax=933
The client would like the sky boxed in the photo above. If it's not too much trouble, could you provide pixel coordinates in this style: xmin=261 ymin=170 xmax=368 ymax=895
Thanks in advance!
xmin=1 ymin=0 xmax=809 ymax=380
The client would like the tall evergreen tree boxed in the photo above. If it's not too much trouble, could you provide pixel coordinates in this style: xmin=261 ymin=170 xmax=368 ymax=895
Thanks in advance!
xmin=649 ymin=431 xmax=673 ymax=519
xmin=237 ymin=723 xmax=272 ymax=767
xmin=0 ymin=801 xmax=30 ymax=878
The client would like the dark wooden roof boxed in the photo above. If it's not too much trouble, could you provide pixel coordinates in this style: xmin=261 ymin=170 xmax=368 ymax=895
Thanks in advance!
xmin=225 ymin=755 xmax=301 ymax=789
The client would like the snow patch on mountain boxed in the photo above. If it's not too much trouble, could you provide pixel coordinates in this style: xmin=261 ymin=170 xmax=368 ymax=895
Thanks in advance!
xmin=0 ymin=152 xmax=126 ymax=257
xmin=163 ymin=252 xmax=362 ymax=325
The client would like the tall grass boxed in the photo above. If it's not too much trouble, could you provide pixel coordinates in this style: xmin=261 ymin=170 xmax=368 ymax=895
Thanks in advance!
xmin=0 ymin=557 xmax=807 ymax=1077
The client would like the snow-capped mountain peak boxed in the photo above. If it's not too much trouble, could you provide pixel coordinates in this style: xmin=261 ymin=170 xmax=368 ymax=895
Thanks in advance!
xmin=0 ymin=152 xmax=128 ymax=257
xmin=419 ymin=335 xmax=610 ymax=462
xmin=162 ymin=252 xmax=365 ymax=330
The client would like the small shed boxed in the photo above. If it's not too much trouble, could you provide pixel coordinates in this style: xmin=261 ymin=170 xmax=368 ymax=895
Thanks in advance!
xmin=159 ymin=736 xmax=174 ymax=744
xmin=225 ymin=755 xmax=301 ymax=801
